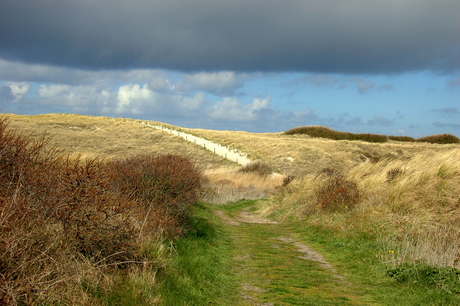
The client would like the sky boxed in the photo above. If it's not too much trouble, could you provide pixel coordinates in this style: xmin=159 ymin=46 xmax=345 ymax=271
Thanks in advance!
xmin=0 ymin=0 xmax=459 ymax=137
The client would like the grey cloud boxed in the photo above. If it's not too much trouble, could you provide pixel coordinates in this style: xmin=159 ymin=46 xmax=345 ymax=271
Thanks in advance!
xmin=431 ymin=107 xmax=460 ymax=116
xmin=367 ymin=116 xmax=393 ymax=126
xmin=356 ymin=79 xmax=376 ymax=94
xmin=433 ymin=122 xmax=460 ymax=130
xmin=0 ymin=85 xmax=14 ymax=102
xmin=0 ymin=0 xmax=459 ymax=74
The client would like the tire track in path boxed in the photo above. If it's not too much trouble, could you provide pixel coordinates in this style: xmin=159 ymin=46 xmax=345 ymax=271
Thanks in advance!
xmin=143 ymin=123 xmax=252 ymax=166
xmin=215 ymin=203 xmax=366 ymax=305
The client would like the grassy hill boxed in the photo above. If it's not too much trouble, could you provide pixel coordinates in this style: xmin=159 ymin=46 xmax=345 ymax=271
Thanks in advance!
xmin=4 ymin=113 xmax=460 ymax=304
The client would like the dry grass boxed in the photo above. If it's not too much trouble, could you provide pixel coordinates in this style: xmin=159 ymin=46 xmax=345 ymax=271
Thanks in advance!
xmin=5 ymin=113 xmax=231 ymax=170
xmin=182 ymin=126 xmax=458 ymax=178
xmin=264 ymin=148 xmax=460 ymax=269
xmin=5 ymin=113 xmax=460 ymax=279
xmin=202 ymin=168 xmax=285 ymax=204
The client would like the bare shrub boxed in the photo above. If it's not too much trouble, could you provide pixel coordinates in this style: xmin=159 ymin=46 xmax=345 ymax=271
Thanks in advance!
xmin=238 ymin=160 xmax=272 ymax=176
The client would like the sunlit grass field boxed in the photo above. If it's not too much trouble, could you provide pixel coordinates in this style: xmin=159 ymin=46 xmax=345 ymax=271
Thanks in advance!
xmin=4 ymin=113 xmax=460 ymax=304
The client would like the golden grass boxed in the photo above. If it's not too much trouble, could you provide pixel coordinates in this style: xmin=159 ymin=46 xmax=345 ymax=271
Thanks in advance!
xmin=6 ymin=113 xmax=460 ymax=269
xmin=264 ymin=148 xmax=460 ymax=268
xmin=182 ymin=126 xmax=458 ymax=178
xmin=5 ymin=113 xmax=232 ymax=170
xmin=202 ymin=168 xmax=285 ymax=204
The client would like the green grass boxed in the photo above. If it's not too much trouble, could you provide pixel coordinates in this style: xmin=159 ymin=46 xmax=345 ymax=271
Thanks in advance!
xmin=155 ymin=203 xmax=239 ymax=305
xmin=129 ymin=199 xmax=460 ymax=305
xmin=285 ymin=221 xmax=460 ymax=305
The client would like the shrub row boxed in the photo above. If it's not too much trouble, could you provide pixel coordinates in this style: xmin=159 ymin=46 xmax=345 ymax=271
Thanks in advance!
xmin=284 ymin=126 xmax=460 ymax=144
xmin=0 ymin=116 xmax=202 ymax=304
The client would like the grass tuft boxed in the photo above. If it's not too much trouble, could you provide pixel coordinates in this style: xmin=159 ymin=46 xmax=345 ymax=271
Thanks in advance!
xmin=238 ymin=160 xmax=273 ymax=176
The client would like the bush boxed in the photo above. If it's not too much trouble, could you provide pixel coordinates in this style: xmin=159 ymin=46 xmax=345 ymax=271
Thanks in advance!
xmin=417 ymin=134 xmax=460 ymax=144
xmin=285 ymin=126 xmax=354 ymax=140
xmin=387 ymin=262 xmax=460 ymax=294
xmin=354 ymin=133 xmax=388 ymax=143
xmin=284 ymin=126 xmax=388 ymax=143
xmin=238 ymin=160 xmax=272 ymax=176
xmin=315 ymin=169 xmax=361 ymax=212
xmin=106 ymin=154 xmax=202 ymax=237
xmin=0 ymin=115 xmax=203 ymax=303
xmin=389 ymin=135 xmax=416 ymax=142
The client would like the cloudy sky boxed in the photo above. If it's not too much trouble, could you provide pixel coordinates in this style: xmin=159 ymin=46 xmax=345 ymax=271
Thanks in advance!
xmin=1 ymin=0 xmax=459 ymax=137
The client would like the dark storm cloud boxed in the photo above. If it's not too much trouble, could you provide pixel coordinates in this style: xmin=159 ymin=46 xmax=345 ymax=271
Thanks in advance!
xmin=0 ymin=0 xmax=459 ymax=74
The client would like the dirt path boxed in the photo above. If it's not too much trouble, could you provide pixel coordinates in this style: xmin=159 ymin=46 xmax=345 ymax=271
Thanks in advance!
xmin=215 ymin=204 xmax=367 ymax=305
xmin=143 ymin=123 xmax=252 ymax=166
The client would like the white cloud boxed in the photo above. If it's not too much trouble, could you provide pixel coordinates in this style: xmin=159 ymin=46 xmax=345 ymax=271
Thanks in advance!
xmin=179 ymin=92 xmax=206 ymax=111
xmin=4 ymin=81 xmax=30 ymax=102
xmin=38 ymin=84 xmax=72 ymax=98
xmin=36 ymin=84 xmax=114 ymax=114
xmin=116 ymin=83 xmax=155 ymax=114
xmin=207 ymin=97 xmax=270 ymax=121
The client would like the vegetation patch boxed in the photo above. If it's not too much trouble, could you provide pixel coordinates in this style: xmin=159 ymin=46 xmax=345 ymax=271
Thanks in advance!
xmin=285 ymin=125 xmax=459 ymax=144
xmin=315 ymin=169 xmax=361 ymax=212
xmin=284 ymin=126 xmax=388 ymax=143
xmin=387 ymin=262 xmax=460 ymax=294
xmin=237 ymin=160 xmax=273 ymax=176
xmin=0 ymin=116 xmax=203 ymax=304
xmin=417 ymin=133 xmax=460 ymax=144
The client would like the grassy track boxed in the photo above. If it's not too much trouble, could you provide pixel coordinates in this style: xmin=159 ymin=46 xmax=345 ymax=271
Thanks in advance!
xmin=219 ymin=200 xmax=368 ymax=305
xmin=159 ymin=200 xmax=460 ymax=305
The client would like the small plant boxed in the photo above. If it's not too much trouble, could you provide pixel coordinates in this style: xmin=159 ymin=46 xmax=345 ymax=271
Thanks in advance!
xmin=238 ymin=160 xmax=272 ymax=176
xmin=315 ymin=169 xmax=361 ymax=212
xmin=387 ymin=262 xmax=460 ymax=294
xmin=282 ymin=175 xmax=296 ymax=186
xmin=386 ymin=167 xmax=404 ymax=183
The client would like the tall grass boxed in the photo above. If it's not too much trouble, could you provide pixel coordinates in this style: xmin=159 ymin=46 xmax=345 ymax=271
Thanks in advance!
xmin=265 ymin=148 xmax=460 ymax=269
xmin=0 ymin=116 xmax=202 ymax=304
xmin=202 ymin=168 xmax=284 ymax=204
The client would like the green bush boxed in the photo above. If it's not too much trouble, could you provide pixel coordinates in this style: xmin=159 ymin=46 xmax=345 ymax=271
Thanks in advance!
xmin=417 ymin=134 xmax=460 ymax=144
xmin=389 ymin=135 xmax=416 ymax=142
xmin=354 ymin=133 xmax=388 ymax=143
xmin=285 ymin=126 xmax=354 ymax=140
xmin=387 ymin=262 xmax=460 ymax=294
xmin=284 ymin=126 xmax=388 ymax=143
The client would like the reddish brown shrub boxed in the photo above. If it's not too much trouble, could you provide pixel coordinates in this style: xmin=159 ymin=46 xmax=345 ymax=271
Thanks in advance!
xmin=315 ymin=170 xmax=361 ymax=212
xmin=106 ymin=154 xmax=202 ymax=237
xmin=0 ymin=115 xmax=202 ymax=303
